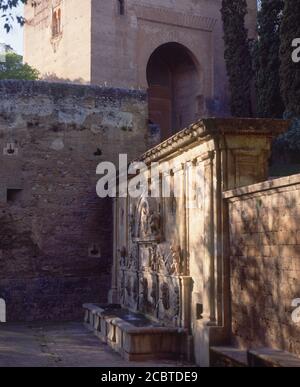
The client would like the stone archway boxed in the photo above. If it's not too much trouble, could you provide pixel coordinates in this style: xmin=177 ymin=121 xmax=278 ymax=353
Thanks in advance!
xmin=146 ymin=42 xmax=201 ymax=140
xmin=0 ymin=298 xmax=6 ymax=322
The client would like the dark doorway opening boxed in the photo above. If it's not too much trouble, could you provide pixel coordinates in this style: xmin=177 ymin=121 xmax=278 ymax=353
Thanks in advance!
xmin=147 ymin=42 xmax=200 ymax=140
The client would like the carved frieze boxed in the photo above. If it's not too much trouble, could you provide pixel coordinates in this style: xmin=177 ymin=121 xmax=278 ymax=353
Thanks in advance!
xmin=120 ymin=193 xmax=188 ymax=325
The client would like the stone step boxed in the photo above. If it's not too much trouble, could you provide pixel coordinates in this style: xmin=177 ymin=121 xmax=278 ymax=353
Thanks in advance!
xmin=83 ymin=303 xmax=190 ymax=362
xmin=210 ymin=346 xmax=300 ymax=368
xmin=210 ymin=346 xmax=248 ymax=367
xmin=248 ymin=348 xmax=300 ymax=368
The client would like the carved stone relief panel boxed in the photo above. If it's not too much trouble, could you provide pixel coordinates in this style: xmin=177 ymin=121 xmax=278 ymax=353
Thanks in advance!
xmin=138 ymin=273 xmax=159 ymax=317
xmin=129 ymin=243 xmax=139 ymax=271
xmin=158 ymin=277 xmax=181 ymax=326
xmin=156 ymin=243 xmax=187 ymax=277
xmin=118 ymin=173 xmax=191 ymax=326
xmin=121 ymin=270 xmax=139 ymax=311
xmin=130 ymin=196 xmax=163 ymax=243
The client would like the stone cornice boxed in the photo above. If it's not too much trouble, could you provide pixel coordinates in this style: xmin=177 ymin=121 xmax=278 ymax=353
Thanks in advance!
xmin=223 ymin=173 xmax=300 ymax=200
xmin=139 ymin=118 xmax=290 ymax=164
xmin=134 ymin=5 xmax=217 ymax=32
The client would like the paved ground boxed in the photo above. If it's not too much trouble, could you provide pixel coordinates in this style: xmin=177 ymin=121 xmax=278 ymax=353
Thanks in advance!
xmin=0 ymin=322 xmax=189 ymax=367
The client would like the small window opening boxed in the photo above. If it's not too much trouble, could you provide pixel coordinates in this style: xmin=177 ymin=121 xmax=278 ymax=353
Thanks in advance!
xmin=0 ymin=299 xmax=6 ymax=323
xmin=7 ymin=189 xmax=22 ymax=203
xmin=118 ymin=0 xmax=125 ymax=15
xmin=52 ymin=8 xmax=62 ymax=38
xmin=89 ymin=244 xmax=101 ymax=258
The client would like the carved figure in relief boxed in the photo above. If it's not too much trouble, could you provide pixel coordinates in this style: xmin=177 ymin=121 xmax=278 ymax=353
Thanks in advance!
xmin=129 ymin=244 xmax=139 ymax=270
xmin=148 ymin=246 xmax=159 ymax=272
xmin=156 ymin=246 xmax=165 ymax=273
xmin=137 ymin=198 xmax=162 ymax=240
xmin=126 ymin=277 xmax=132 ymax=297
xmin=119 ymin=246 xmax=127 ymax=268
xmin=160 ymin=282 xmax=170 ymax=310
xmin=140 ymin=277 xmax=149 ymax=308
xmin=170 ymin=243 xmax=183 ymax=275
xmin=157 ymin=243 xmax=184 ymax=276
xmin=149 ymin=211 xmax=160 ymax=237
xmin=150 ymin=277 xmax=159 ymax=313
xmin=129 ymin=212 xmax=135 ymax=239
xmin=120 ymin=273 xmax=126 ymax=304
xmin=120 ymin=244 xmax=138 ymax=270
xmin=173 ymin=285 xmax=180 ymax=318
xmin=141 ymin=203 xmax=149 ymax=237
xmin=133 ymin=277 xmax=139 ymax=304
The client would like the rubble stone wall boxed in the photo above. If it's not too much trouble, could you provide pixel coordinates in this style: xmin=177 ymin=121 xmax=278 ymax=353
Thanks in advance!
xmin=0 ymin=80 xmax=148 ymax=322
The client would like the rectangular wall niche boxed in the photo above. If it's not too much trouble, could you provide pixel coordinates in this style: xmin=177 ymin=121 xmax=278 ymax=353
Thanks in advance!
xmin=6 ymin=189 xmax=22 ymax=203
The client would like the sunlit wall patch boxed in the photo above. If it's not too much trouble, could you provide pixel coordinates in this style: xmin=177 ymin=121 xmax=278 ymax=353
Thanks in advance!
xmin=292 ymin=38 xmax=300 ymax=63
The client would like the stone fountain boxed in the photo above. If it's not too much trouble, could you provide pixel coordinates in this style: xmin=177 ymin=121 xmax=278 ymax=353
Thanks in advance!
xmin=83 ymin=118 xmax=288 ymax=364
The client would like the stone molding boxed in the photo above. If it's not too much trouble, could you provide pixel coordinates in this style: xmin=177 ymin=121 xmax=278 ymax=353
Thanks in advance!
xmin=223 ymin=173 xmax=300 ymax=200
xmin=138 ymin=118 xmax=290 ymax=165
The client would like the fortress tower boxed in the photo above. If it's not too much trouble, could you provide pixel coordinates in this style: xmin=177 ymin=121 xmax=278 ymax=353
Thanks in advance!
xmin=24 ymin=0 xmax=257 ymax=138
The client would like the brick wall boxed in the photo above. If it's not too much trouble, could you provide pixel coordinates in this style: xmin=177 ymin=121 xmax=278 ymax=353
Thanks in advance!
xmin=224 ymin=175 xmax=300 ymax=356
xmin=0 ymin=80 xmax=148 ymax=322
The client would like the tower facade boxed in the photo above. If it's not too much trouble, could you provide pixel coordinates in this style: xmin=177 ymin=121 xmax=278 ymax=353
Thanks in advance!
xmin=24 ymin=0 xmax=257 ymax=137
